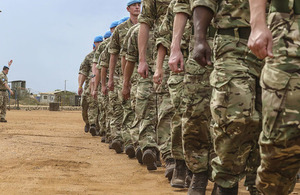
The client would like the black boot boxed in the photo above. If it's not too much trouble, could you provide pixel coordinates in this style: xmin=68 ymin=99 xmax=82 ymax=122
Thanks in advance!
xmin=142 ymin=148 xmax=157 ymax=170
xmin=89 ymin=124 xmax=97 ymax=136
xmin=211 ymin=183 xmax=218 ymax=195
xmin=165 ymin=158 xmax=175 ymax=181
xmin=125 ymin=145 xmax=135 ymax=158
xmin=187 ymin=171 xmax=208 ymax=195
xmin=84 ymin=124 xmax=89 ymax=133
xmin=185 ymin=169 xmax=193 ymax=188
xmin=135 ymin=146 xmax=143 ymax=164
xmin=216 ymin=184 xmax=238 ymax=195
xmin=170 ymin=160 xmax=187 ymax=188
xmin=111 ymin=140 xmax=123 ymax=154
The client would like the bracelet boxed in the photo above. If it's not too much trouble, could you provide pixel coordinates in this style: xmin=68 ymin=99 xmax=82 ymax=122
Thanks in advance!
xmin=79 ymin=86 xmax=82 ymax=88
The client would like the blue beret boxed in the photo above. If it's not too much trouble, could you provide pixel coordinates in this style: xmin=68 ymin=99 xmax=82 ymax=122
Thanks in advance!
xmin=127 ymin=0 xmax=141 ymax=6
xmin=110 ymin=20 xmax=119 ymax=29
xmin=93 ymin=44 xmax=96 ymax=48
xmin=118 ymin=17 xmax=130 ymax=25
xmin=104 ymin=31 xmax=112 ymax=39
xmin=94 ymin=35 xmax=103 ymax=43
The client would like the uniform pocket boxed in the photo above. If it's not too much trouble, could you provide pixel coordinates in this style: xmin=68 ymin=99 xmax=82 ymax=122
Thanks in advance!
xmin=260 ymin=66 xmax=291 ymax=138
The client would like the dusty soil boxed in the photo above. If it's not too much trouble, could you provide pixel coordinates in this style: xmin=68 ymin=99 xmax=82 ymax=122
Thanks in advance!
xmin=0 ymin=110 xmax=299 ymax=195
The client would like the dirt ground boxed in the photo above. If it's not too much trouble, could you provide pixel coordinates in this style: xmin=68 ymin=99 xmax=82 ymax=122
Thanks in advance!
xmin=0 ymin=110 xmax=299 ymax=195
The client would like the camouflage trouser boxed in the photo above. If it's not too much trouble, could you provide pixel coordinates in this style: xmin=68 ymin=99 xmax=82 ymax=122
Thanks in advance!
xmin=168 ymin=73 xmax=185 ymax=161
xmin=156 ymin=60 xmax=174 ymax=161
xmin=256 ymin=13 xmax=300 ymax=195
xmin=136 ymin=73 xmax=158 ymax=152
xmin=121 ymin=76 xmax=139 ymax=148
xmin=97 ymin=84 xmax=108 ymax=136
xmin=108 ymin=80 xmax=124 ymax=142
xmin=181 ymin=64 xmax=213 ymax=174
xmin=87 ymin=92 xmax=99 ymax=127
xmin=81 ymin=94 xmax=89 ymax=125
xmin=210 ymin=33 xmax=263 ymax=188
xmin=0 ymin=91 xmax=8 ymax=119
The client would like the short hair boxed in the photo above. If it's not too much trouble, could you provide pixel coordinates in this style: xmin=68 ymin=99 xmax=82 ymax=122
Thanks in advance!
xmin=3 ymin=66 xmax=9 ymax=71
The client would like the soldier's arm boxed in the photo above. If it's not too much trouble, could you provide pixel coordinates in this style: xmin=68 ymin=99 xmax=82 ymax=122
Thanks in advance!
xmin=78 ymin=74 xmax=86 ymax=95
xmin=108 ymin=54 xmax=118 ymax=91
xmin=169 ymin=13 xmax=188 ymax=73
xmin=153 ymin=44 xmax=167 ymax=84
xmin=101 ymin=67 xmax=108 ymax=95
xmin=193 ymin=6 xmax=214 ymax=66
xmin=137 ymin=23 xmax=150 ymax=78
xmin=122 ymin=60 xmax=135 ymax=100
xmin=248 ymin=0 xmax=273 ymax=59
xmin=8 ymin=60 xmax=13 ymax=67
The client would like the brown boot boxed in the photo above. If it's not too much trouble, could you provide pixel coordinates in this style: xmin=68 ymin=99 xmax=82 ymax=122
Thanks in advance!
xmin=135 ymin=146 xmax=143 ymax=164
xmin=0 ymin=118 xmax=7 ymax=122
xmin=89 ymin=124 xmax=97 ymax=136
xmin=170 ymin=160 xmax=187 ymax=188
xmin=187 ymin=171 xmax=208 ymax=195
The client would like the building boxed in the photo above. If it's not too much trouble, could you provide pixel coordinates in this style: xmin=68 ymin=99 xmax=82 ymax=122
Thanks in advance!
xmin=38 ymin=90 xmax=79 ymax=106
xmin=39 ymin=91 xmax=56 ymax=104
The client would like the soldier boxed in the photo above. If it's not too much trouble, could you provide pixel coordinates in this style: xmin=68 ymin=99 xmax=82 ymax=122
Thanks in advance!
xmin=107 ymin=0 xmax=141 ymax=154
xmin=78 ymin=36 xmax=102 ymax=136
xmin=0 ymin=60 xmax=14 ymax=123
xmin=137 ymin=0 xmax=172 ymax=171
xmin=191 ymin=0 xmax=264 ymax=194
xmin=248 ymin=0 xmax=300 ymax=194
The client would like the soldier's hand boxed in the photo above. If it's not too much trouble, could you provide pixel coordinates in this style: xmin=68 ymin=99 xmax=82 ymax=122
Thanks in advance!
xmin=102 ymin=85 xmax=108 ymax=96
xmin=248 ymin=25 xmax=273 ymax=59
xmin=153 ymin=68 xmax=164 ymax=84
xmin=193 ymin=38 xmax=212 ymax=66
xmin=122 ymin=85 xmax=130 ymax=100
xmin=8 ymin=60 xmax=13 ymax=67
xmin=10 ymin=90 xmax=14 ymax=96
xmin=92 ymin=90 xmax=97 ymax=99
xmin=108 ymin=79 xmax=114 ymax=91
xmin=138 ymin=61 xmax=149 ymax=79
xmin=169 ymin=49 xmax=184 ymax=73
xmin=78 ymin=87 xmax=83 ymax=96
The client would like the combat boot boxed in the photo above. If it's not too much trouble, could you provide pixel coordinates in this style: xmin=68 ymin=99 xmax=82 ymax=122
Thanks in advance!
xmin=108 ymin=140 xmax=113 ymax=149
xmin=142 ymin=148 xmax=157 ymax=170
xmin=165 ymin=158 xmax=175 ymax=181
xmin=187 ymin=171 xmax=208 ymax=195
xmin=84 ymin=124 xmax=89 ymax=133
xmin=111 ymin=140 xmax=123 ymax=154
xmin=89 ymin=124 xmax=97 ymax=136
xmin=247 ymin=185 xmax=261 ymax=195
xmin=135 ymin=146 xmax=143 ymax=164
xmin=156 ymin=151 xmax=162 ymax=167
xmin=216 ymin=184 xmax=238 ymax=195
xmin=185 ymin=169 xmax=193 ymax=188
xmin=170 ymin=160 xmax=187 ymax=188
xmin=211 ymin=183 xmax=218 ymax=195
xmin=125 ymin=144 xmax=135 ymax=158
xmin=0 ymin=118 xmax=7 ymax=122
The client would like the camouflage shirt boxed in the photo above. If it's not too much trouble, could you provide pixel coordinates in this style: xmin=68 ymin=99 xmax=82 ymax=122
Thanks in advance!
xmin=156 ymin=0 xmax=191 ymax=56
xmin=79 ymin=50 xmax=95 ymax=90
xmin=121 ymin=23 xmax=140 ymax=57
xmin=0 ymin=71 xmax=8 ymax=90
xmin=93 ymin=38 xmax=111 ymax=64
xmin=189 ymin=0 xmax=251 ymax=28
xmin=126 ymin=25 xmax=156 ymax=72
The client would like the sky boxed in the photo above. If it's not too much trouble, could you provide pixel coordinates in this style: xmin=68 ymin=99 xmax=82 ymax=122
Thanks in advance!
xmin=0 ymin=0 xmax=129 ymax=94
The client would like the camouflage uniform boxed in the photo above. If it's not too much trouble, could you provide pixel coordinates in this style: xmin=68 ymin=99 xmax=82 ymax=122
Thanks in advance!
xmin=99 ymin=43 xmax=114 ymax=142
xmin=191 ymin=0 xmax=264 ymax=189
xmin=121 ymin=23 xmax=140 ymax=147
xmin=94 ymin=38 xmax=111 ymax=136
xmin=109 ymin=19 xmax=135 ymax=148
xmin=256 ymin=1 xmax=300 ymax=194
xmin=126 ymin=25 xmax=158 ymax=153
xmin=0 ymin=71 xmax=9 ymax=120
xmin=138 ymin=0 xmax=172 ymax=160
xmin=79 ymin=51 xmax=98 ymax=128
xmin=173 ymin=0 xmax=215 ymax=176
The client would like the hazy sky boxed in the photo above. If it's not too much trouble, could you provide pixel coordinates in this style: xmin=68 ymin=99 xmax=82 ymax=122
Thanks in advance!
xmin=0 ymin=0 xmax=129 ymax=94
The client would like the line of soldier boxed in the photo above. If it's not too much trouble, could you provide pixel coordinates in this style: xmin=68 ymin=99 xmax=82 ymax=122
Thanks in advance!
xmin=78 ymin=0 xmax=300 ymax=194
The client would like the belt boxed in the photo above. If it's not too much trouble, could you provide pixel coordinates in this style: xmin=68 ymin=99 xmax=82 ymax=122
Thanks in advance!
xmin=217 ymin=27 xmax=251 ymax=40
xmin=270 ymin=0 xmax=300 ymax=15
xmin=191 ymin=26 xmax=216 ymax=38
